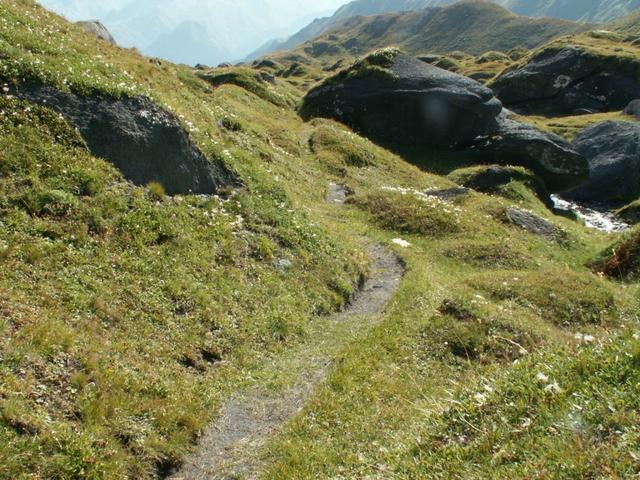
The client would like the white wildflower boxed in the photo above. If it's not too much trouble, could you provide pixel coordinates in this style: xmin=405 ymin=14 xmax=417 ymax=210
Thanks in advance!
xmin=536 ymin=372 xmax=549 ymax=383
xmin=391 ymin=238 xmax=411 ymax=248
xmin=474 ymin=392 xmax=488 ymax=406
xmin=544 ymin=382 xmax=562 ymax=395
xmin=575 ymin=333 xmax=596 ymax=345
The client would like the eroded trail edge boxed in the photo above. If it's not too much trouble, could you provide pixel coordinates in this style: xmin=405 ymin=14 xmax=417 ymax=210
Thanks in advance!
xmin=170 ymin=242 xmax=404 ymax=480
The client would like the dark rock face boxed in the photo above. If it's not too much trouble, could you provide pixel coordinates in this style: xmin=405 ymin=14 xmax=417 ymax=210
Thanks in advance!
xmin=14 ymin=85 xmax=235 ymax=195
xmin=301 ymin=53 xmax=503 ymax=147
xmin=564 ymin=121 xmax=640 ymax=202
xmin=625 ymin=99 xmax=640 ymax=119
xmin=302 ymin=52 xmax=587 ymax=192
xmin=76 ymin=21 xmax=116 ymax=45
xmin=506 ymin=208 xmax=561 ymax=239
xmin=470 ymin=116 xmax=588 ymax=191
xmin=491 ymin=46 xmax=640 ymax=115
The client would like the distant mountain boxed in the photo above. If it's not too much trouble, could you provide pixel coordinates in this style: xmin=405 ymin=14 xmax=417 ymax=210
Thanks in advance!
xmin=144 ymin=21 xmax=225 ymax=67
xmin=251 ymin=0 xmax=640 ymax=60
xmin=613 ymin=7 xmax=640 ymax=34
xmin=37 ymin=0 xmax=347 ymax=65
xmin=496 ymin=0 xmax=640 ymax=23
xmin=247 ymin=0 xmax=455 ymax=60
xmin=289 ymin=1 xmax=589 ymax=60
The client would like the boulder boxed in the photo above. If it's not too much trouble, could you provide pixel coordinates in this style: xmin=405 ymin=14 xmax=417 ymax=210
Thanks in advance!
xmin=469 ymin=116 xmax=588 ymax=191
xmin=13 ymin=84 xmax=235 ymax=195
xmin=301 ymin=50 xmax=587 ymax=192
xmin=624 ymin=99 xmax=640 ymax=119
xmin=76 ymin=21 xmax=116 ymax=45
xmin=564 ymin=121 xmax=640 ymax=202
xmin=491 ymin=46 xmax=640 ymax=115
xmin=301 ymin=51 xmax=503 ymax=147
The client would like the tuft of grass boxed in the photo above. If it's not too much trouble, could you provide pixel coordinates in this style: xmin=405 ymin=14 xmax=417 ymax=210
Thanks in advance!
xmin=147 ymin=181 xmax=166 ymax=202
xmin=470 ymin=268 xmax=617 ymax=327
xmin=349 ymin=189 xmax=463 ymax=236
xmin=309 ymin=122 xmax=375 ymax=170
xmin=440 ymin=239 xmax=533 ymax=269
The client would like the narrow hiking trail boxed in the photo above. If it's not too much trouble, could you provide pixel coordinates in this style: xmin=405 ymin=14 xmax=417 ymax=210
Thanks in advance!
xmin=169 ymin=185 xmax=405 ymax=480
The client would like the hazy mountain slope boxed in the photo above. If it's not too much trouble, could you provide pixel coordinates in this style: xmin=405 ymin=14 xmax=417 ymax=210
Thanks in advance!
xmin=247 ymin=0 xmax=455 ymax=60
xmin=496 ymin=0 xmax=640 ymax=23
xmin=144 ymin=21 xmax=226 ymax=67
xmin=37 ymin=0 xmax=346 ymax=64
xmin=252 ymin=0 xmax=640 ymax=61
xmin=614 ymin=8 xmax=640 ymax=34
xmin=292 ymin=1 xmax=589 ymax=60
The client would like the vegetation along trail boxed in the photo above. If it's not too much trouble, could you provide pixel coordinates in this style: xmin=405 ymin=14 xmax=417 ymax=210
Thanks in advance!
xmin=169 ymin=190 xmax=405 ymax=479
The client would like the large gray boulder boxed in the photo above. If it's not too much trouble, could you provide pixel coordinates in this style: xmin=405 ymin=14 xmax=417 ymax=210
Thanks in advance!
xmin=301 ymin=51 xmax=503 ymax=147
xmin=301 ymin=51 xmax=587 ymax=192
xmin=470 ymin=115 xmax=588 ymax=191
xmin=13 ymin=84 xmax=235 ymax=195
xmin=491 ymin=46 xmax=640 ymax=115
xmin=76 ymin=21 xmax=117 ymax=45
xmin=624 ymin=99 xmax=640 ymax=119
xmin=564 ymin=121 xmax=640 ymax=202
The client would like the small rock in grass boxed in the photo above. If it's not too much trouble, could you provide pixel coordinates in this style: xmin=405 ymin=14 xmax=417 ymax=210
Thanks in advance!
xmin=506 ymin=208 xmax=561 ymax=239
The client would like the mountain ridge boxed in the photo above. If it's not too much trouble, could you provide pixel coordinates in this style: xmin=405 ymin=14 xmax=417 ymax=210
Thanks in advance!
xmin=252 ymin=0 xmax=640 ymax=60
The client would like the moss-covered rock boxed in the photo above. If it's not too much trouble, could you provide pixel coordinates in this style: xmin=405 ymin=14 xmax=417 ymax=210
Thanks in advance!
xmin=449 ymin=165 xmax=552 ymax=206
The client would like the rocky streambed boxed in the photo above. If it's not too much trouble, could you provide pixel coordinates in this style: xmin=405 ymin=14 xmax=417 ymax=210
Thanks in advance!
xmin=552 ymin=195 xmax=629 ymax=233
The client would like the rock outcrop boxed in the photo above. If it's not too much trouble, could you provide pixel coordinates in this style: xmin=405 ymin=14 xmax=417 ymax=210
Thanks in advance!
xmin=491 ymin=46 xmax=640 ymax=115
xmin=506 ymin=208 xmax=562 ymax=239
xmin=301 ymin=51 xmax=588 ymax=192
xmin=13 ymin=85 xmax=235 ymax=195
xmin=76 ymin=21 xmax=117 ymax=45
xmin=469 ymin=115 xmax=588 ymax=191
xmin=564 ymin=121 xmax=640 ymax=202
xmin=301 ymin=51 xmax=503 ymax=147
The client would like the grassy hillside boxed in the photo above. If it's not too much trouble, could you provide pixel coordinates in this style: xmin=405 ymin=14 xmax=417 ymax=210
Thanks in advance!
xmin=615 ymin=8 xmax=640 ymax=35
xmin=1 ymin=1 xmax=640 ymax=479
xmin=277 ymin=0 xmax=589 ymax=64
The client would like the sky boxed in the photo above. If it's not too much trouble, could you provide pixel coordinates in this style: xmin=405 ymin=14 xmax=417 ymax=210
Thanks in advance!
xmin=37 ymin=0 xmax=349 ymax=65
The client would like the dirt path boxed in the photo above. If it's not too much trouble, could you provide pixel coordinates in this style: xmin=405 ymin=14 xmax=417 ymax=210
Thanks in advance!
xmin=168 ymin=186 xmax=404 ymax=480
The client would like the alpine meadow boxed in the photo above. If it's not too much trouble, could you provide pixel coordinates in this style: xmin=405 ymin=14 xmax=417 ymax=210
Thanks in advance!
xmin=1 ymin=0 xmax=640 ymax=479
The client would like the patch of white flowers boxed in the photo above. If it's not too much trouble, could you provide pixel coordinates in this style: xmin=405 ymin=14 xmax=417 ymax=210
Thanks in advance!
xmin=381 ymin=186 xmax=463 ymax=220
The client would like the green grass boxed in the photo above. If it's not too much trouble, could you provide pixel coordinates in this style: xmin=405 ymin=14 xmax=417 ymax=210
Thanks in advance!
xmin=1 ymin=1 xmax=640 ymax=479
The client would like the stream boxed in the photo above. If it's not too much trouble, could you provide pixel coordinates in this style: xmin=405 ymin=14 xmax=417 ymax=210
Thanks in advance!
xmin=551 ymin=195 xmax=629 ymax=233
